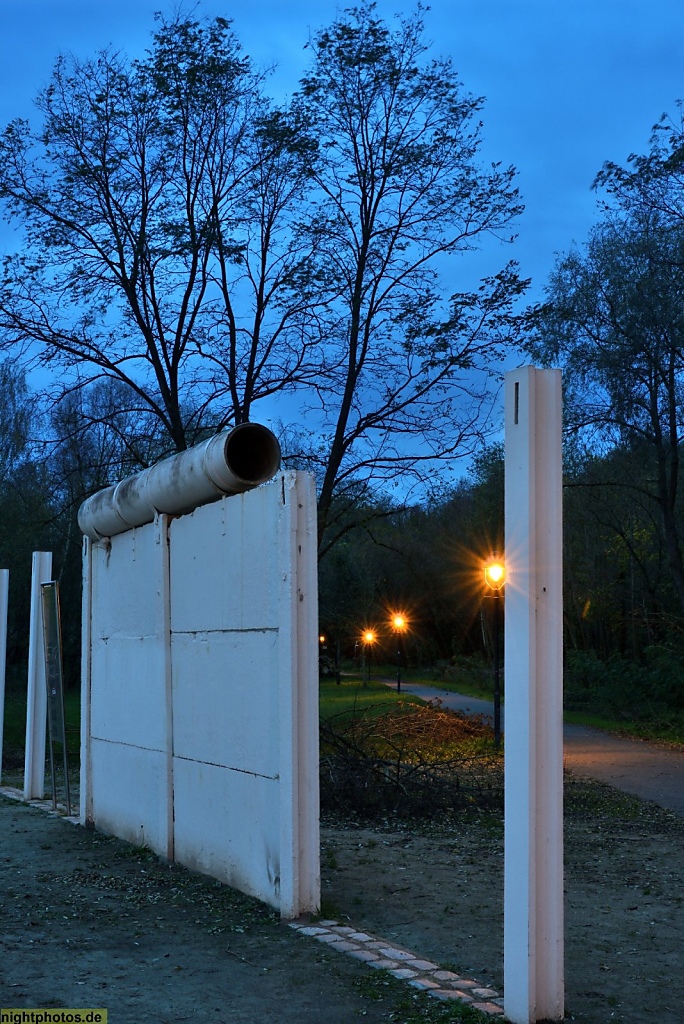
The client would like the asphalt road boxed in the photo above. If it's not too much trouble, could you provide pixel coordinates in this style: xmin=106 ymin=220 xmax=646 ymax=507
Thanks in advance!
xmin=389 ymin=681 xmax=684 ymax=818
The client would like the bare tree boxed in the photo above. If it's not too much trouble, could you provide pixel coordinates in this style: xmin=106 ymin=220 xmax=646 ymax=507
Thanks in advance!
xmin=0 ymin=15 xmax=317 ymax=452
xmin=291 ymin=2 xmax=527 ymax=551
xmin=0 ymin=7 xmax=526 ymax=553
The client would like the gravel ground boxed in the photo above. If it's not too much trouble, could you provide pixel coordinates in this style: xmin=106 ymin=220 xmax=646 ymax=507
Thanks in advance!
xmin=2 ymin=771 xmax=683 ymax=1024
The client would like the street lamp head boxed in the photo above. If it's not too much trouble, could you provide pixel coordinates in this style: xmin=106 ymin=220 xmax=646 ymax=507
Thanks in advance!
xmin=484 ymin=559 xmax=506 ymax=591
xmin=362 ymin=629 xmax=376 ymax=645
xmin=391 ymin=613 xmax=407 ymax=632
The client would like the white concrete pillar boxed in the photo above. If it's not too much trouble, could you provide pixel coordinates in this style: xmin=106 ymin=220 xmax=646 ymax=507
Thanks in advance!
xmin=278 ymin=472 xmax=320 ymax=918
xmin=0 ymin=569 xmax=9 ymax=783
xmin=504 ymin=366 xmax=564 ymax=1023
xmin=80 ymin=537 xmax=92 ymax=825
xmin=157 ymin=513 xmax=174 ymax=864
xmin=24 ymin=551 xmax=53 ymax=799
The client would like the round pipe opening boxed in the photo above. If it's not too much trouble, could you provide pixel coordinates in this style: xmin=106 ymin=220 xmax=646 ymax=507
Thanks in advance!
xmin=223 ymin=423 xmax=281 ymax=483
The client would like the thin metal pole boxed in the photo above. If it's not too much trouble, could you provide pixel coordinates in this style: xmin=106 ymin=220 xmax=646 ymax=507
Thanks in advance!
xmin=493 ymin=595 xmax=501 ymax=748
xmin=396 ymin=637 xmax=402 ymax=693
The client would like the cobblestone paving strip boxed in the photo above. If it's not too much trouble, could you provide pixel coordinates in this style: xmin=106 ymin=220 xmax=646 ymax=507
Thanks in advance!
xmin=289 ymin=919 xmax=505 ymax=1016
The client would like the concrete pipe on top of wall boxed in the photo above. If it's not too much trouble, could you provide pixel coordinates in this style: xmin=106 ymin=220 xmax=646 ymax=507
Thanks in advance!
xmin=78 ymin=423 xmax=282 ymax=541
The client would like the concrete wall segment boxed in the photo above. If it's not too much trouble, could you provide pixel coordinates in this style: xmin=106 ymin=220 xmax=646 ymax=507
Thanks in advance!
xmin=80 ymin=471 xmax=319 ymax=917
xmin=169 ymin=488 xmax=279 ymax=633
xmin=89 ymin=737 xmax=170 ymax=852
xmin=171 ymin=629 xmax=280 ymax=776
xmin=173 ymin=758 xmax=281 ymax=902
xmin=90 ymin=525 xmax=167 ymax=639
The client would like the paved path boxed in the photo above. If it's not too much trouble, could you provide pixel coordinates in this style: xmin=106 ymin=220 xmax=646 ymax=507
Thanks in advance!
xmin=389 ymin=682 xmax=684 ymax=817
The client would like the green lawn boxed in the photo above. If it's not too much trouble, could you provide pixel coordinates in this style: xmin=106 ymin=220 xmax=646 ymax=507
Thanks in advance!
xmin=319 ymin=675 xmax=427 ymax=722
xmin=2 ymin=688 xmax=80 ymax=760
xmin=368 ymin=667 xmax=684 ymax=749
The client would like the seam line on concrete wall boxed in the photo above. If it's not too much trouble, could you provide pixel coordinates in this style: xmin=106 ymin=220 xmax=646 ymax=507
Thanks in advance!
xmin=172 ymin=754 xmax=279 ymax=780
xmin=94 ymin=627 xmax=280 ymax=640
xmin=90 ymin=736 xmax=167 ymax=753
xmin=170 ymin=627 xmax=279 ymax=636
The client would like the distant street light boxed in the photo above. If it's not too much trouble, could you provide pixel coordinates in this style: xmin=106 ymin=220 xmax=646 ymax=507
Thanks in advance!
xmin=361 ymin=629 xmax=377 ymax=686
xmin=484 ymin=557 xmax=506 ymax=748
xmin=390 ymin=613 xmax=408 ymax=692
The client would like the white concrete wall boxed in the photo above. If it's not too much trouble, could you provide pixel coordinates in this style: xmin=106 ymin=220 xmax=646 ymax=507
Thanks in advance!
xmin=84 ymin=520 xmax=172 ymax=854
xmin=81 ymin=471 xmax=320 ymax=918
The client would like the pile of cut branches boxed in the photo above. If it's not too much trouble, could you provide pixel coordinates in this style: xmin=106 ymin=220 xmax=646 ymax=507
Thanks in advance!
xmin=320 ymin=701 xmax=503 ymax=819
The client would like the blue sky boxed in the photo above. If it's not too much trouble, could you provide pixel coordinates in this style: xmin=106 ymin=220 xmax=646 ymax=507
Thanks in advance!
xmin=2 ymin=0 xmax=684 ymax=302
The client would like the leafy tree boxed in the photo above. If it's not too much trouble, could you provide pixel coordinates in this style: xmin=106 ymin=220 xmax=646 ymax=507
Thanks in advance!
xmin=0 ymin=364 xmax=55 ymax=679
xmin=529 ymin=211 xmax=684 ymax=613
xmin=288 ymin=1 xmax=527 ymax=549
xmin=595 ymin=101 xmax=684 ymax=225
xmin=563 ymin=447 xmax=671 ymax=657
xmin=0 ymin=358 xmax=34 ymax=480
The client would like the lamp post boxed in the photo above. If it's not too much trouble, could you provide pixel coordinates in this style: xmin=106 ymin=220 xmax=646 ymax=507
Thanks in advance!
xmin=484 ymin=558 xmax=506 ymax=749
xmin=361 ymin=629 xmax=376 ymax=686
xmin=390 ymin=614 xmax=408 ymax=692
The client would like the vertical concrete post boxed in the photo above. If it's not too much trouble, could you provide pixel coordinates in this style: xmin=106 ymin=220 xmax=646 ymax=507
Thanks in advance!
xmin=0 ymin=569 xmax=9 ymax=783
xmin=157 ymin=513 xmax=174 ymax=864
xmin=80 ymin=537 xmax=93 ymax=824
xmin=24 ymin=551 xmax=53 ymax=800
xmin=278 ymin=472 xmax=320 ymax=918
xmin=504 ymin=366 xmax=564 ymax=1024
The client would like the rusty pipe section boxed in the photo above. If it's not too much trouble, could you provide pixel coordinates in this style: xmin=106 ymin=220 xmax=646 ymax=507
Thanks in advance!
xmin=78 ymin=423 xmax=281 ymax=541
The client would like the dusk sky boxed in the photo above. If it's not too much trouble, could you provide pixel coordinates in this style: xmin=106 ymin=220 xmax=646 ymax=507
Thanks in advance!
xmin=2 ymin=0 xmax=684 ymax=304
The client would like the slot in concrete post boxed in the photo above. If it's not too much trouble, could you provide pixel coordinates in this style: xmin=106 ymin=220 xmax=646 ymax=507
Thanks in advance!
xmin=504 ymin=366 xmax=564 ymax=1023
xmin=24 ymin=551 xmax=53 ymax=800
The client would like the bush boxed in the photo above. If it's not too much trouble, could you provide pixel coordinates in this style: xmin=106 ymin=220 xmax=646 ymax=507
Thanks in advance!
xmin=564 ymin=646 xmax=684 ymax=738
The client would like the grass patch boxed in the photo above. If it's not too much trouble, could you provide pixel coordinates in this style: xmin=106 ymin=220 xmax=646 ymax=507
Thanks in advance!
xmin=2 ymin=686 xmax=80 ymax=766
xmin=402 ymin=674 xmax=500 ymax=702
xmin=320 ymin=677 xmax=502 ymax=820
xmin=564 ymin=648 xmax=684 ymax=747
xmin=369 ymin=653 xmax=684 ymax=748
xmin=354 ymin=973 xmax=492 ymax=1022
xmin=320 ymin=676 xmax=428 ymax=721
xmin=564 ymin=708 xmax=684 ymax=747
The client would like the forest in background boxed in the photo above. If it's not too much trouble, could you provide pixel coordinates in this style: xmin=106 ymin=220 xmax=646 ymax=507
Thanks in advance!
xmin=3 ymin=387 xmax=683 ymax=743
xmin=1 ymin=7 xmax=684 ymax=744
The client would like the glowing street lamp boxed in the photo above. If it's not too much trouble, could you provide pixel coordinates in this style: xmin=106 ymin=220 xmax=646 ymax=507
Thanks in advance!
xmin=361 ymin=629 xmax=377 ymax=686
xmin=390 ymin=613 xmax=408 ymax=692
xmin=484 ymin=561 xmax=506 ymax=591
xmin=484 ymin=557 xmax=506 ymax=748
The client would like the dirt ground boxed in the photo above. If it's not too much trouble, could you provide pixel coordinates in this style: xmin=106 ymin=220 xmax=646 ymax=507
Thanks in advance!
xmin=322 ymin=777 xmax=684 ymax=1024
xmin=1 ymin=774 xmax=683 ymax=1024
